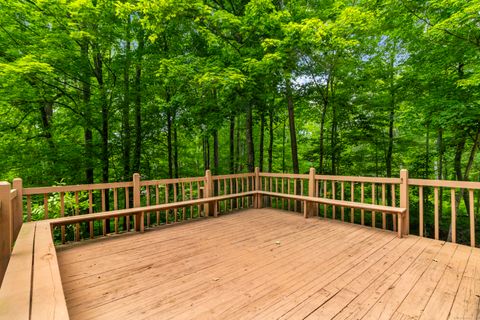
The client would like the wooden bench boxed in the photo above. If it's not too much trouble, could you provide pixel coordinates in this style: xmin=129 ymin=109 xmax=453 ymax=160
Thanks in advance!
xmin=48 ymin=191 xmax=257 ymax=231
xmin=257 ymin=191 xmax=407 ymax=237
xmin=0 ymin=222 xmax=69 ymax=320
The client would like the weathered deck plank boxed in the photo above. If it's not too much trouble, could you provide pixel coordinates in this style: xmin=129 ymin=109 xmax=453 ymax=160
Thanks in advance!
xmin=56 ymin=208 xmax=480 ymax=320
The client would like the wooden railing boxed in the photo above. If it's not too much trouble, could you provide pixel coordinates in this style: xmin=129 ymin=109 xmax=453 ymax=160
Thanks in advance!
xmin=0 ymin=168 xmax=479 ymax=288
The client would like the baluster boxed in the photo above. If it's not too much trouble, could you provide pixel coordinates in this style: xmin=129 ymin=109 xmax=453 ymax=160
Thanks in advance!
xmin=361 ymin=182 xmax=365 ymax=225
xmin=182 ymin=183 xmax=186 ymax=220
xmin=332 ymin=181 xmax=336 ymax=220
xmin=281 ymin=178 xmax=285 ymax=210
xmin=165 ymin=184 xmax=169 ymax=224
xmin=190 ymin=181 xmax=193 ymax=219
xmin=27 ymin=195 xmax=31 ymax=222
xmin=294 ymin=178 xmax=297 ymax=212
xmin=323 ymin=181 xmax=327 ymax=218
xmin=236 ymin=178 xmax=240 ymax=209
xmin=350 ymin=182 xmax=354 ymax=223
xmin=155 ymin=185 xmax=160 ymax=224
xmin=146 ymin=186 xmax=151 ymax=227
xmin=75 ymin=191 xmax=80 ymax=241
xmin=391 ymin=184 xmax=397 ymax=231
xmin=288 ymin=178 xmax=291 ymax=211
xmin=125 ymin=187 xmax=130 ymax=232
xmin=113 ymin=188 xmax=118 ymax=233
xmin=174 ymin=183 xmax=178 ymax=223
xmin=341 ymin=182 xmax=344 ymax=221
xmin=382 ymin=184 xmax=386 ymax=230
xmin=101 ymin=189 xmax=106 ymax=236
xmin=419 ymin=186 xmax=423 ymax=237
xmin=372 ymin=183 xmax=376 ymax=228
xmin=60 ymin=192 xmax=65 ymax=243
xmin=469 ymin=189 xmax=475 ymax=247
xmin=434 ymin=187 xmax=439 ymax=240
xmin=88 ymin=190 xmax=93 ymax=239
xmin=451 ymin=188 xmax=456 ymax=243
xmin=43 ymin=193 xmax=48 ymax=219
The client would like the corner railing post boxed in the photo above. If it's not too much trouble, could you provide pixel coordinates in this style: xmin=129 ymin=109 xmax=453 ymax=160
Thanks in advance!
xmin=133 ymin=173 xmax=143 ymax=232
xmin=255 ymin=167 xmax=261 ymax=209
xmin=205 ymin=170 xmax=213 ymax=217
xmin=399 ymin=169 xmax=409 ymax=236
xmin=12 ymin=178 xmax=23 ymax=241
xmin=0 ymin=182 xmax=12 ymax=284
xmin=307 ymin=167 xmax=316 ymax=218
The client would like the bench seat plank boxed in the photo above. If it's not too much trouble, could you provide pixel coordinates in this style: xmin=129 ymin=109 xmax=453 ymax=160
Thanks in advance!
xmin=0 ymin=222 xmax=36 ymax=320
xmin=49 ymin=191 xmax=256 ymax=227
xmin=31 ymin=222 xmax=69 ymax=320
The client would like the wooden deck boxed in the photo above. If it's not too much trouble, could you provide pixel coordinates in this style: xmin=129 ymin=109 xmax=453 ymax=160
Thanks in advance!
xmin=57 ymin=208 xmax=480 ymax=320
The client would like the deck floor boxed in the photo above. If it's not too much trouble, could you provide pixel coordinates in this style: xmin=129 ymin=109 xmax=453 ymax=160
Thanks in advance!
xmin=57 ymin=208 xmax=480 ymax=320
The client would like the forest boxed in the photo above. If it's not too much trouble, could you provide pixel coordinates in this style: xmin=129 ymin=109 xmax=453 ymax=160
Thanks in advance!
xmin=0 ymin=0 xmax=478 ymax=188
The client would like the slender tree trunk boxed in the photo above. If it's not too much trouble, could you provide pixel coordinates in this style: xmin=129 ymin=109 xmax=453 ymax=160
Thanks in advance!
xmin=122 ymin=22 xmax=131 ymax=181
xmin=268 ymin=110 xmax=274 ymax=172
xmin=282 ymin=118 xmax=286 ymax=173
xmin=229 ymin=116 xmax=235 ymax=173
xmin=331 ymin=103 xmax=337 ymax=175
xmin=386 ymin=100 xmax=395 ymax=178
xmin=133 ymin=33 xmax=144 ymax=175
xmin=173 ymin=111 xmax=179 ymax=178
xmin=167 ymin=108 xmax=173 ymax=178
xmin=213 ymin=129 xmax=219 ymax=175
xmin=246 ymin=105 xmax=255 ymax=172
xmin=259 ymin=112 xmax=265 ymax=172
xmin=437 ymin=129 xmax=443 ymax=218
xmin=286 ymin=77 xmax=299 ymax=174
xmin=319 ymin=102 xmax=328 ymax=174
xmin=81 ymin=39 xmax=93 ymax=184
xmin=236 ymin=116 xmax=241 ymax=172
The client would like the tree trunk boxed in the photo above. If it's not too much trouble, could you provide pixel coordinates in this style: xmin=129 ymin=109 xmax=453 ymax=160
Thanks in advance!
xmin=173 ymin=110 xmax=179 ymax=178
xmin=259 ymin=112 xmax=265 ymax=172
xmin=229 ymin=116 xmax=235 ymax=173
xmin=437 ymin=129 xmax=443 ymax=219
xmin=386 ymin=99 xmax=394 ymax=178
xmin=268 ymin=110 xmax=274 ymax=172
xmin=122 ymin=22 xmax=131 ymax=181
xmin=286 ymin=77 xmax=299 ymax=174
xmin=133 ymin=33 xmax=144 ymax=175
xmin=246 ymin=105 xmax=255 ymax=172
xmin=167 ymin=108 xmax=173 ymax=178
xmin=81 ymin=39 xmax=93 ymax=184
xmin=213 ymin=129 xmax=219 ymax=175
xmin=331 ymin=103 xmax=337 ymax=175
xmin=236 ymin=116 xmax=242 ymax=172
xmin=319 ymin=102 xmax=328 ymax=174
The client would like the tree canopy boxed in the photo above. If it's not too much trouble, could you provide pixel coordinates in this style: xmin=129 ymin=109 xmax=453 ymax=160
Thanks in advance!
xmin=0 ymin=0 xmax=478 ymax=188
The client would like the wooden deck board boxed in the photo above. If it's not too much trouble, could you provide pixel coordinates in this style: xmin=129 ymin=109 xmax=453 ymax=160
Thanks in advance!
xmin=56 ymin=208 xmax=480 ymax=320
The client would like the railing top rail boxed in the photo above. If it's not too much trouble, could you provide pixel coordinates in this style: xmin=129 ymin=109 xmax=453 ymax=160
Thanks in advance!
xmin=409 ymin=178 xmax=480 ymax=189
xmin=23 ymin=181 xmax=134 ymax=195
xmin=140 ymin=176 xmax=205 ymax=186
xmin=315 ymin=175 xmax=401 ymax=184
xmin=212 ymin=173 xmax=254 ymax=180
xmin=259 ymin=172 xmax=310 ymax=179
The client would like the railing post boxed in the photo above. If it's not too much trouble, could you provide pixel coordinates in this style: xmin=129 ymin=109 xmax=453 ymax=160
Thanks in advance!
xmin=399 ymin=169 xmax=409 ymax=236
xmin=205 ymin=170 xmax=213 ymax=217
xmin=133 ymin=173 xmax=143 ymax=232
xmin=307 ymin=167 xmax=316 ymax=218
xmin=255 ymin=167 xmax=261 ymax=209
xmin=0 ymin=182 xmax=12 ymax=284
xmin=12 ymin=178 xmax=23 ymax=241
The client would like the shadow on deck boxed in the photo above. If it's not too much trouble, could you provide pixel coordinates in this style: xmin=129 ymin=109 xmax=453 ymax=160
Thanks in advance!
xmin=57 ymin=208 xmax=480 ymax=320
